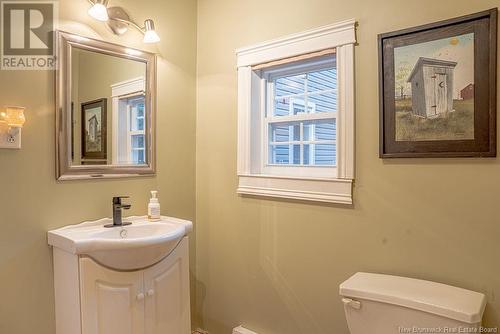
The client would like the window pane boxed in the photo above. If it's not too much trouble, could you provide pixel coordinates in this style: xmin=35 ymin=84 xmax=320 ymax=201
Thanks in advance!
xmin=308 ymin=91 xmax=336 ymax=113
xmin=271 ymin=65 xmax=336 ymax=117
xmin=270 ymin=124 xmax=290 ymax=142
xmin=269 ymin=123 xmax=300 ymax=142
xmin=132 ymin=149 xmax=145 ymax=164
xmin=270 ymin=145 xmax=290 ymax=164
xmin=293 ymin=124 xmax=300 ymax=141
xmin=131 ymin=134 xmax=145 ymax=149
xmin=275 ymin=74 xmax=306 ymax=97
xmin=130 ymin=98 xmax=145 ymax=131
xmin=314 ymin=144 xmax=336 ymax=165
xmin=315 ymin=120 xmax=336 ymax=141
xmin=292 ymin=144 xmax=300 ymax=165
xmin=289 ymin=97 xmax=315 ymax=115
xmin=303 ymin=144 xmax=310 ymax=165
xmin=307 ymin=68 xmax=336 ymax=93
xmin=269 ymin=119 xmax=336 ymax=166
xmin=303 ymin=120 xmax=336 ymax=141
xmin=274 ymin=97 xmax=291 ymax=117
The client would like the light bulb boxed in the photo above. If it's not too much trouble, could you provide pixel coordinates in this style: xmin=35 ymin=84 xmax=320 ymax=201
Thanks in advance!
xmin=88 ymin=0 xmax=109 ymax=22
xmin=143 ymin=19 xmax=160 ymax=43
xmin=143 ymin=30 xmax=160 ymax=43
xmin=5 ymin=107 xmax=25 ymax=128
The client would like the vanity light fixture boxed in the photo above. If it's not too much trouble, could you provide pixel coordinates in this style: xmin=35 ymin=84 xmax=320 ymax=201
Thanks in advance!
xmin=142 ymin=19 xmax=160 ymax=43
xmin=86 ymin=0 xmax=160 ymax=43
xmin=87 ymin=0 xmax=109 ymax=21
xmin=0 ymin=106 xmax=26 ymax=149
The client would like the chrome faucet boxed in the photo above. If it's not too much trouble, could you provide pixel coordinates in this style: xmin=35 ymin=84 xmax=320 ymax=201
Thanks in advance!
xmin=105 ymin=196 xmax=132 ymax=228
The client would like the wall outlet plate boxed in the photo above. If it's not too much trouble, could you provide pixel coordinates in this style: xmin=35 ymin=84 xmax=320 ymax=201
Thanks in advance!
xmin=0 ymin=128 xmax=21 ymax=149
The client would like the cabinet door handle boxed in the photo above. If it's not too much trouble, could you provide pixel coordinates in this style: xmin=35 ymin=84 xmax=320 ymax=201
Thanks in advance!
xmin=137 ymin=293 xmax=145 ymax=300
xmin=147 ymin=289 xmax=155 ymax=297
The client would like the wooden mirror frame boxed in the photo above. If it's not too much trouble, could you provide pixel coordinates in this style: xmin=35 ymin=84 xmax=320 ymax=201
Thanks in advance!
xmin=55 ymin=31 xmax=156 ymax=180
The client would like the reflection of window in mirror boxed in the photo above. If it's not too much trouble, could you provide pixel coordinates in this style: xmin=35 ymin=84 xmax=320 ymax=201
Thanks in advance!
xmin=124 ymin=95 xmax=145 ymax=164
xmin=111 ymin=77 xmax=146 ymax=165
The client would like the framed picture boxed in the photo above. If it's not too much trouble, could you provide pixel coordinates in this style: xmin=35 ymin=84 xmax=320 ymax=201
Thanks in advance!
xmin=379 ymin=9 xmax=497 ymax=158
xmin=81 ymin=98 xmax=107 ymax=160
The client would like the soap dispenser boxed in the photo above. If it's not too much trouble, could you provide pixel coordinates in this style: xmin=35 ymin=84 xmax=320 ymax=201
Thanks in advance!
xmin=148 ymin=190 xmax=161 ymax=221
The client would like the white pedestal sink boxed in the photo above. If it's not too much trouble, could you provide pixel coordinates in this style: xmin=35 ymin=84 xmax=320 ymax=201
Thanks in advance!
xmin=48 ymin=216 xmax=193 ymax=334
xmin=48 ymin=215 xmax=193 ymax=270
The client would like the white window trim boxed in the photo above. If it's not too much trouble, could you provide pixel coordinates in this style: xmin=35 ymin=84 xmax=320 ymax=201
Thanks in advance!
xmin=236 ymin=19 xmax=356 ymax=204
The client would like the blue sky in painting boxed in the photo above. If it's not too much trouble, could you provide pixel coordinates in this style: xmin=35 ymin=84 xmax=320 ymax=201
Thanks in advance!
xmin=394 ymin=33 xmax=474 ymax=99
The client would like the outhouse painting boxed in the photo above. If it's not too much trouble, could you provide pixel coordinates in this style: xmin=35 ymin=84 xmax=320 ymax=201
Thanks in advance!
xmin=393 ymin=33 xmax=475 ymax=141
xmin=81 ymin=98 xmax=107 ymax=160
xmin=87 ymin=114 xmax=99 ymax=142
xmin=407 ymin=57 xmax=456 ymax=118
xmin=84 ymin=107 xmax=102 ymax=152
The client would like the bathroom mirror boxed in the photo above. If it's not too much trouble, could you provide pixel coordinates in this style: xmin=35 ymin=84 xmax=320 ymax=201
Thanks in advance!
xmin=56 ymin=31 xmax=156 ymax=180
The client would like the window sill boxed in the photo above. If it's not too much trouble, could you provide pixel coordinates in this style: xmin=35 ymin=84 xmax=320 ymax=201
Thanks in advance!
xmin=237 ymin=174 xmax=353 ymax=204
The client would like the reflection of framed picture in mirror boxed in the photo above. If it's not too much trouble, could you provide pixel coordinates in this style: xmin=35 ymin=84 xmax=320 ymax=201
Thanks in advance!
xmin=81 ymin=98 xmax=107 ymax=161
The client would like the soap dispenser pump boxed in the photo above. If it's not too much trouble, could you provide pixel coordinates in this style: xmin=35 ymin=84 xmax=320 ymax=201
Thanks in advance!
xmin=148 ymin=190 xmax=161 ymax=221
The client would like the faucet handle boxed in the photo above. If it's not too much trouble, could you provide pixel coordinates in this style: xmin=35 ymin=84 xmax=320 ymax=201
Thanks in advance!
xmin=113 ymin=196 xmax=130 ymax=205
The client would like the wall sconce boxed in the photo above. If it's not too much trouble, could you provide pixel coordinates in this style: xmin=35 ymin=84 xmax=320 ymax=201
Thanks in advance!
xmin=86 ymin=0 xmax=160 ymax=44
xmin=87 ymin=0 xmax=109 ymax=22
xmin=0 ymin=106 xmax=26 ymax=149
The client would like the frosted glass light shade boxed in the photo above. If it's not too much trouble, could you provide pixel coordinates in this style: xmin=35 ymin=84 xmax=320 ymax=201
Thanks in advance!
xmin=5 ymin=107 xmax=25 ymax=128
xmin=88 ymin=2 xmax=109 ymax=22
xmin=143 ymin=30 xmax=160 ymax=43
xmin=143 ymin=19 xmax=160 ymax=43
xmin=0 ymin=111 xmax=6 ymax=124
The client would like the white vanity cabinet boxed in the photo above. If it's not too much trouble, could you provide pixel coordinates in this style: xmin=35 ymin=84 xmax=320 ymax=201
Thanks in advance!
xmin=52 ymin=235 xmax=191 ymax=334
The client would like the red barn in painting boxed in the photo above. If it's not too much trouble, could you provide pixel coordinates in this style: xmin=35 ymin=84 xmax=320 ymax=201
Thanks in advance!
xmin=460 ymin=83 xmax=474 ymax=100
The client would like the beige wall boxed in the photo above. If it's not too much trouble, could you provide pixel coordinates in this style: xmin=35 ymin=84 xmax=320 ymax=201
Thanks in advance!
xmin=0 ymin=0 xmax=197 ymax=333
xmin=195 ymin=1 xmax=500 ymax=333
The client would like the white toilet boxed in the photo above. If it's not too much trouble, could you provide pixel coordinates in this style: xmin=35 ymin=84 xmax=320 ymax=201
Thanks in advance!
xmin=340 ymin=272 xmax=486 ymax=333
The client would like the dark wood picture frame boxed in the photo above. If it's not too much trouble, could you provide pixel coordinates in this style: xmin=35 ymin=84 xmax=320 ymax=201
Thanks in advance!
xmin=379 ymin=9 xmax=497 ymax=158
xmin=81 ymin=98 xmax=107 ymax=161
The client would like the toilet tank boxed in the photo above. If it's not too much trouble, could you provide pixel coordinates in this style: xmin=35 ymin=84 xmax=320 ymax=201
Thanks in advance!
xmin=339 ymin=273 xmax=486 ymax=334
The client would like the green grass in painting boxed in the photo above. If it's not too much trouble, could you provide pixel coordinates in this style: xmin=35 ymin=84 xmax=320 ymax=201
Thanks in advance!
xmin=395 ymin=99 xmax=474 ymax=141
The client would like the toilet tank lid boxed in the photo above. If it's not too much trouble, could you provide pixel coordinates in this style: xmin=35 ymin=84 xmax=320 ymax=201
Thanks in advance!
xmin=339 ymin=272 xmax=486 ymax=324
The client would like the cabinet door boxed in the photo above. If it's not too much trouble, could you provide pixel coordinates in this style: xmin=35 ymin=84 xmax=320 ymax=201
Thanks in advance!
xmin=144 ymin=237 xmax=191 ymax=334
xmin=80 ymin=257 xmax=145 ymax=334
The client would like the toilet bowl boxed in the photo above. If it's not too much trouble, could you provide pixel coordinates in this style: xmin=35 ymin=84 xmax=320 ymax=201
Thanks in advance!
xmin=339 ymin=272 xmax=486 ymax=334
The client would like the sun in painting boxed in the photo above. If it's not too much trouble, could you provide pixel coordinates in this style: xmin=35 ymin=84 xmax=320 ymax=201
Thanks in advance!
xmin=449 ymin=37 xmax=459 ymax=46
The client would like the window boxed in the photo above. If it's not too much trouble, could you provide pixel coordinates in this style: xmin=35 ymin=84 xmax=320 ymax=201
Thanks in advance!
xmin=236 ymin=20 xmax=356 ymax=204
xmin=125 ymin=95 xmax=146 ymax=164
xmin=110 ymin=77 xmax=147 ymax=165
xmin=263 ymin=57 xmax=337 ymax=177
xmin=114 ymin=93 xmax=146 ymax=164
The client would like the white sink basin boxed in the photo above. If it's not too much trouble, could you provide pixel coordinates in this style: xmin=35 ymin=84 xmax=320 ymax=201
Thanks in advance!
xmin=48 ymin=216 xmax=193 ymax=270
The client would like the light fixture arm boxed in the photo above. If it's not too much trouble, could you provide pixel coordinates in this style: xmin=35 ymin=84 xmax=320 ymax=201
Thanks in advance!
xmin=86 ymin=0 xmax=160 ymax=43
xmin=108 ymin=16 xmax=146 ymax=34
xmin=87 ymin=0 xmax=150 ymax=35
